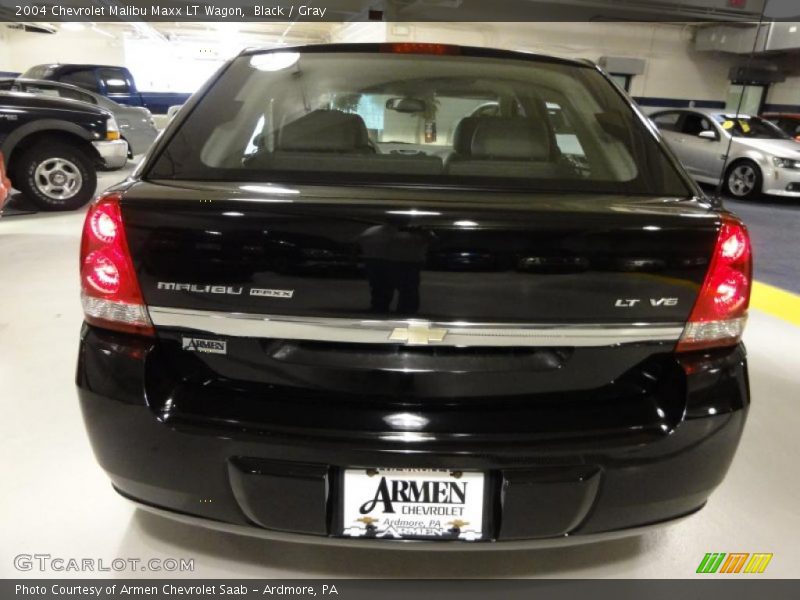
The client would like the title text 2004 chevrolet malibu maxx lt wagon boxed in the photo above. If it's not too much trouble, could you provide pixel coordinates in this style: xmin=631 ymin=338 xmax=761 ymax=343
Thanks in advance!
xmin=76 ymin=44 xmax=752 ymax=547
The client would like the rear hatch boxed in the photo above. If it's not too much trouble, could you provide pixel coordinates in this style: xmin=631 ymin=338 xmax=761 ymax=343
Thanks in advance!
xmin=120 ymin=181 xmax=718 ymax=412
xmin=124 ymin=181 xmax=717 ymax=321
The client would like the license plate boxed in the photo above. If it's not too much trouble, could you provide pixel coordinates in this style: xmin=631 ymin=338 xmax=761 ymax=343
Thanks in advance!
xmin=341 ymin=468 xmax=485 ymax=541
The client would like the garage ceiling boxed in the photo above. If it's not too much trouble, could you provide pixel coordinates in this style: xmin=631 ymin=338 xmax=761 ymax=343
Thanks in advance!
xmin=3 ymin=21 xmax=338 ymax=45
xmin=3 ymin=0 xmax=799 ymax=54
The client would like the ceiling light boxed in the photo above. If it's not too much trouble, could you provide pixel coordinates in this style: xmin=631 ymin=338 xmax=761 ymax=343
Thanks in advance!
xmin=250 ymin=52 xmax=300 ymax=72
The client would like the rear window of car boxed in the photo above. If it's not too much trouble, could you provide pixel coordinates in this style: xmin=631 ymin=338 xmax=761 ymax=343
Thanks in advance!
xmin=651 ymin=111 xmax=681 ymax=132
xmin=22 ymin=65 xmax=51 ymax=79
xmin=59 ymin=69 xmax=99 ymax=92
xmin=148 ymin=48 xmax=691 ymax=196
xmin=99 ymin=68 xmax=131 ymax=94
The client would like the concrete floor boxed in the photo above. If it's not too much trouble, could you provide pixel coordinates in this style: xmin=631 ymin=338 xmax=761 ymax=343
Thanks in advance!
xmin=1 ymin=167 xmax=799 ymax=578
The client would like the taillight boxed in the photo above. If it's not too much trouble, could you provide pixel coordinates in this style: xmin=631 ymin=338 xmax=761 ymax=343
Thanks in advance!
xmin=80 ymin=193 xmax=154 ymax=336
xmin=676 ymin=215 xmax=752 ymax=352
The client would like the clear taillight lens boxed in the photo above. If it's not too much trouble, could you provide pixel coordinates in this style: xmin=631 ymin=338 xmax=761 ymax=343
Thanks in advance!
xmin=80 ymin=193 xmax=154 ymax=336
xmin=676 ymin=215 xmax=752 ymax=352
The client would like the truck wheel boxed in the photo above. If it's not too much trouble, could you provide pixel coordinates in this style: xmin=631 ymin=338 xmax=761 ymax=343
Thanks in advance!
xmin=14 ymin=142 xmax=97 ymax=211
xmin=724 ymin=160 xmax=762 ymax=201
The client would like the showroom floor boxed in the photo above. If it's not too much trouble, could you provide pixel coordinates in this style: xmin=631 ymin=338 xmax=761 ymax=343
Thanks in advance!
xmin=1 ymin=166 xmax=798 ymax=579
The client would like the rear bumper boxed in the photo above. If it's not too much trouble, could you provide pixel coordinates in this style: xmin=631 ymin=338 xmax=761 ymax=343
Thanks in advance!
xmin=76 ymin=326 xmax=749 ymax=546
xmin=92 ymin=139 xmax=128 ymax=170
xmin=128 ymin=497 xmax=701 ymax=550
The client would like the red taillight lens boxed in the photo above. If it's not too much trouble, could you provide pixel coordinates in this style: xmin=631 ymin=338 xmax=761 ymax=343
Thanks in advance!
xmin=676 ymin=216 xmax=752 ymax=352
xmin=380 ymin=43 xmax=460 ymax=55
xmin=84 ymin=251 xmax=121 ymax=294
xmin=80 ymin=193 xmax=154 ymax=336
xmin=89 ymin=203 xmax=120 ymax=243
xmin=0 ymin=151 xmax=10 ymax=210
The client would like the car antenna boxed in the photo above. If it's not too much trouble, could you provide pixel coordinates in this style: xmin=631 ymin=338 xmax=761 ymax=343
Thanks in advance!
xmin=713 ymin=0 xmax=768 ymax=205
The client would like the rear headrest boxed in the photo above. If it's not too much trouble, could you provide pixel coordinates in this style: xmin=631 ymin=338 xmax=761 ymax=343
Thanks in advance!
xmin=470 ymin=118 xmax=550 ymax=161
xmin=278 ymin=109 xmax=371 ymax=152
xmin=451 ymin=117 xmax=481 ymax=155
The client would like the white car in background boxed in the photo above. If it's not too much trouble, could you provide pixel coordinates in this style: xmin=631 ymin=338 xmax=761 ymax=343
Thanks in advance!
xmin=650 ymin=108 xmax=800 ymax=200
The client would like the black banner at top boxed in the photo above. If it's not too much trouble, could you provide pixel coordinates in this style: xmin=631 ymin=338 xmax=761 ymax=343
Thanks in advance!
xmin=1 ymin=0 xmax=800 ymax=23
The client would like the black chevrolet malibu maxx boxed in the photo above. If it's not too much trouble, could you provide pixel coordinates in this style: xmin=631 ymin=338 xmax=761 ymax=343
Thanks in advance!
xmin=77 ymin=44 xmax=751 ymax=546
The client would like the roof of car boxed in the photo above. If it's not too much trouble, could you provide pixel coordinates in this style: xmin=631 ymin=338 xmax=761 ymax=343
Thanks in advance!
xmin=239 ymin=43 xmax=594 ymax=69
xmin=10 ymin=77 xmax=99 ymax=95
xmin=28 ymin=63 xmax=128 ymax=71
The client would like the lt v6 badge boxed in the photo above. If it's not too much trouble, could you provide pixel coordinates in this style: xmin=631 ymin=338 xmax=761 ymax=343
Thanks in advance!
xmin=615 ymin=297 xmax=679 ymax=308
xmin=182 ymin=337 xmax=227 ymax=355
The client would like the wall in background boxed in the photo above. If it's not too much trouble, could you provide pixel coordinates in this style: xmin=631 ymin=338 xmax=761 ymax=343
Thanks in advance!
xmin=0 ymin=23 xmax=330 ymax=91
xmin=764 ymin=54 xmax=800 ymax=110
xmin=0 ymin=29 xmax=11 ymax=72
xmin=388 ymin=22 xmax=739 ymax=112
xmin=0 ymin=27 xmax=124 ymax=73
xmin=766 ymin=76 xmax=800 ymax=109
xmin=0 ymin=21 xmax=795 ymax=111
xmin=123 ymin=37 xmax=227 ymax=92
xmin=330 ymin=22 xmax=387 ymax=43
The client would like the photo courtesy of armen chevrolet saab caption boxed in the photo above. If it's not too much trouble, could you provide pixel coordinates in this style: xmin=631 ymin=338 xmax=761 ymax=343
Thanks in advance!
xmin=76 ymin=44 xmax=752 ymax=547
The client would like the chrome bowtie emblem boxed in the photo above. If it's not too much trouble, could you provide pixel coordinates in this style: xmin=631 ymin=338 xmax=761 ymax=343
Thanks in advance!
xmin=389 ymin=323 xmax=448 ymax=345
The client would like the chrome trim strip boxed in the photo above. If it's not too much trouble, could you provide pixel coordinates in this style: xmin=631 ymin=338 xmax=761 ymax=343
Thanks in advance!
xmin=148 ymin=306 xmax=683 ymax=347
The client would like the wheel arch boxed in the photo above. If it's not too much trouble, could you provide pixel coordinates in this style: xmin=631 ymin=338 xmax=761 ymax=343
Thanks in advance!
xmin=728 ymin=146 xmax=770 ymax=171
xmin=725 ymin=156 xmax=763 ymax=177
xmin=2 ymin=122 xmax=101 ymax=177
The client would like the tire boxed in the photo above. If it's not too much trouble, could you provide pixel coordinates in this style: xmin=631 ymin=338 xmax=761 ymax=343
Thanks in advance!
xmin=723 ymin=160 xmax=762 ymax=201
xmin=13 ymin=141 xmax=97 ymax=211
